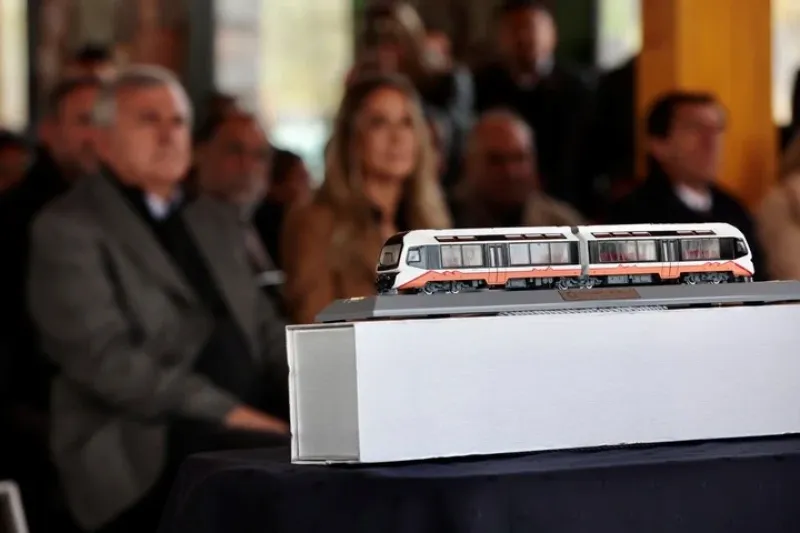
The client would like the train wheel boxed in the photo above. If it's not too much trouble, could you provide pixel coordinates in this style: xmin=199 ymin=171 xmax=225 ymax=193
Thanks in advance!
xmin=450 ymin=282 xmax=461 ymax=294
xmin=555 ymin=279 xmax=572 ymax=290
xmin=423 ymin=283 xmax=436 ymax=295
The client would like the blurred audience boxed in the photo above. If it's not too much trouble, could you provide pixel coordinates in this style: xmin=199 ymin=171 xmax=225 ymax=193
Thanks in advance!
xmin=193 ymin=105 xmax=291 ymax=316
xmin=451 ymin=109 xmax=584 ymax=228
xmin=355 ymin=2 xmax=473 ymax=188
xmin=282 ymin=74 xmax=451 ymax=324
xmin=757 ymin=136 xmax=800 ymax=280
xmin=424 ymin=25 xmax=454 ymax=70
xmin=0 ymin=130 xmax=31 ymax=192
xmin=253 ymin=147 xmax=312 ymax=269
xmin=473 ymin=0 xmax=596 ymax=213
xmin=593 ymin=56 xmax=637 ymax=209
xmin=63 ymin=44 xmax=116 ymax=80
xmin=0 ymin=75 xmax=101 ymax=533
xmin=26 ymin=65 xmax=289 ymax=533
xmin=608 ymin=91 xmax=764 ymax=278
xmin=194 ymin=108 xmax=270 ymax=215
xmin=0 ymin=5 xmax=791 ymax=531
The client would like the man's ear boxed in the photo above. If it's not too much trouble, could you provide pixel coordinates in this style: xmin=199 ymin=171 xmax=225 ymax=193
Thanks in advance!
xmin=647 ymin=136 xmax=670 ymax=163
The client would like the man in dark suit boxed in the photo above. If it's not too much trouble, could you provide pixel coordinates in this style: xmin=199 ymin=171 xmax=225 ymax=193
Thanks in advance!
xmin=193 ymin=106 xmax=289 ymax=317
xmin=0 ymin=76 xmax=101 ymax=533
xmin=27 ymin=65 xmax=289 ymax=533
xmin=608 ymin=90 xmax=765 ymax=279
xmin=473 ymin=0 xmax=597 ymax=214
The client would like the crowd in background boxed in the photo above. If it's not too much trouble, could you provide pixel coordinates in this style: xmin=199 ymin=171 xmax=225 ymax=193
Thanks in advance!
xmin=1 ymin=0 xmax=799 ymax=532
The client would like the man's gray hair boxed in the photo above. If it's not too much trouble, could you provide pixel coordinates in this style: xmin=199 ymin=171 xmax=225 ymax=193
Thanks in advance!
xmin=92 ymin=64 xmax=193 ymax=127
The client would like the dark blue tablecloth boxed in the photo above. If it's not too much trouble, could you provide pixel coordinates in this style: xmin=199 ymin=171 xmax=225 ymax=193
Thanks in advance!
xmin=158 ymin=436 xmax=800 ymax=533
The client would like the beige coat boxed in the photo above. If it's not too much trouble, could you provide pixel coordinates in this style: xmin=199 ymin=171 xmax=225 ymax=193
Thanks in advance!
xmin=756 ymin=172 xmax=800 ymax=280
xmin=281 ymin=201 xmax=384 ymax=324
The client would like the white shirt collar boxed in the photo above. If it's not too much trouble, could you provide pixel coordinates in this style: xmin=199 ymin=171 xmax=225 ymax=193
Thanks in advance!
xmin=145 ymin=191 xmax=183 ymax=220
xmin=674 ymin=183 xmax=713 ymax=212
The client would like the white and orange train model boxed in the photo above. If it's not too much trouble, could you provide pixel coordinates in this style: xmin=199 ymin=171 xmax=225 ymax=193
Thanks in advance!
xmin=375 ymin=223 xmax=754 ymax=294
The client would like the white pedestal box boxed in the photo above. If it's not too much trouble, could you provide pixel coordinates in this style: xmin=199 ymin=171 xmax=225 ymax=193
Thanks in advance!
xmin=287 ymin=305 xmax=800 ymax=464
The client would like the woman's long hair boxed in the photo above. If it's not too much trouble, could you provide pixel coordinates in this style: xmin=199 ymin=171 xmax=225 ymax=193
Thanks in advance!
xmin=317 ymin=73 xmax=451 ymax=265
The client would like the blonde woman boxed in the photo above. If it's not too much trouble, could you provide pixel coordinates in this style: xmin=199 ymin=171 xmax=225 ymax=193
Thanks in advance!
xmin=756 ymin=132 xmax=800 ymax=279
xmin=354 ymin=2 xmax=474 ymax=186
xmin=281 ymin=74 xmax=452 ymax=324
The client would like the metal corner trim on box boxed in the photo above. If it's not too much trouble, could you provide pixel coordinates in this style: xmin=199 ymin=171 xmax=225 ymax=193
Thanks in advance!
xmin=315 ymin=281 xmax=800 ymax=322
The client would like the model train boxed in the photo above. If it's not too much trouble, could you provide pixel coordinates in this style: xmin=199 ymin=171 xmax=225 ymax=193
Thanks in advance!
xmin=375 ymin=223 xmax=754 ymax=294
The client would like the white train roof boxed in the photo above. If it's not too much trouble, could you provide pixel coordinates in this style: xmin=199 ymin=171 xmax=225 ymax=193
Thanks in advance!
xmin=581 ymin=222 xmax=742 ymax=234
xmin=396 ymin=222 xmax=746 ymax=246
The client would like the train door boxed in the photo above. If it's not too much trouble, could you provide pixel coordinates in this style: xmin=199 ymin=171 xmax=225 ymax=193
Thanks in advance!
xmin=487 ymin=244 xmax=507 ymax=286
xmin=660 ymin=239 xmax=679 ymax=280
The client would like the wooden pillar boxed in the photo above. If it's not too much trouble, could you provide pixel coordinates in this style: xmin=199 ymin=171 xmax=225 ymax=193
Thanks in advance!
xmin=637 ymin=0 xmax=776 ymax=208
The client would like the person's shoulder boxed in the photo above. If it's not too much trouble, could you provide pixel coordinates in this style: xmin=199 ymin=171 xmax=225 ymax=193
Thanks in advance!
xmin=186 ymin=193 xmax=240 ymax=223
xmin=541 ymin=194 xmax=586 ymax=225
xmin=30 ymin=178 xmax=100 ymax=242
xmin=552 ymin=61 xmax=598 ymax=92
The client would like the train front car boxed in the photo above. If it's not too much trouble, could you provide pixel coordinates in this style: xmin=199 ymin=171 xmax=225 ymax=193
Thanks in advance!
xmin=376 ymin=227 xmax=583 ymax=294
xmin=578 ymin=222 xmax=754 ymax=287
xmin=375 ymin=231 xmax=431 ymax=294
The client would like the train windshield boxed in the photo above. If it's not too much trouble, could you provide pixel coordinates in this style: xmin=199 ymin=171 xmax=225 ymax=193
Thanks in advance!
xmin=378 ymin=244 xmax=402 ymax=270
xmin=735 ymin=239 xmax=749 ymax=256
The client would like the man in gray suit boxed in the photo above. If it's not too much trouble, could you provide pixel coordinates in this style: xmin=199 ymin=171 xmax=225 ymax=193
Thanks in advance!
xmin=27 ymin=65 xmax=290 ymax=533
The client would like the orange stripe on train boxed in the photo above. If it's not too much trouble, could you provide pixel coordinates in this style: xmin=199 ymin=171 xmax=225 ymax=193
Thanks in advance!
xmin=397 ymin=262 xmax=752 ymax=290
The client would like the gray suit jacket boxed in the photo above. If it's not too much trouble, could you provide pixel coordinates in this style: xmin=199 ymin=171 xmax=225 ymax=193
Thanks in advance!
xmin=26 ymin=174 xmax=288 ymax=530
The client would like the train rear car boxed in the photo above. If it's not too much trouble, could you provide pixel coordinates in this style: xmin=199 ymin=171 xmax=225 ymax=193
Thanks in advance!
xmin=578 ymin=223 xmax=754 ymax=286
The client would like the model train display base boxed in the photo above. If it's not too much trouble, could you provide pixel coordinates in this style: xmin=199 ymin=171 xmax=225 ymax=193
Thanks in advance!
xmin=289 ymin=296 xmax=800 ymax=464
xmin=316 ymin=281 xmax=800 ymax=322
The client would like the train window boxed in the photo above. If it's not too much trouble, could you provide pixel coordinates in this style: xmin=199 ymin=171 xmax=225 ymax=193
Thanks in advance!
xmin=549 ymin=243 xmax=571 ymax=263
xmin=509 ymin=243 xmax=531 ymax=265
xmin=441 ymin=245 xmax=462 ymax=268
xmin=407 ymin=248 xmax=421 ymax=264
xmin=735 ymin=239 xmax=748 ymax=256
xmin=461 ymin=244 xmax=484 ymax=266
xmin=619 ymin=241 xmax=637 ymax=261
xmin=680 ymin=239 xmax=721 ymax=260
xmin=636 ymin=240 xmax=658 ymax=261
xmin=597 ymin=242 xmax=623 ymax=262
xmin=597 ymin=241 xmax=639 ymax=262
xmin=529 ymin=243 xmax=551 ymax=264
xmin=379 ymin=244 xmax=402 ymax=268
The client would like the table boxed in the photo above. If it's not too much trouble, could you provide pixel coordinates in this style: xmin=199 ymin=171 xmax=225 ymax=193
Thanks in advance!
xmin=158 ymin=436 xmax=800 ymax=533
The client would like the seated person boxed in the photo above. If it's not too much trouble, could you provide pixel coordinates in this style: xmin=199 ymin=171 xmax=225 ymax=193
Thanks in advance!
xmin=608 ymin=90 xmax=764 ymax=279
xmin=450 ymin=109 xmax=585 ymax=228
xmin=281 ymin=74 xmax=452 ymax=324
